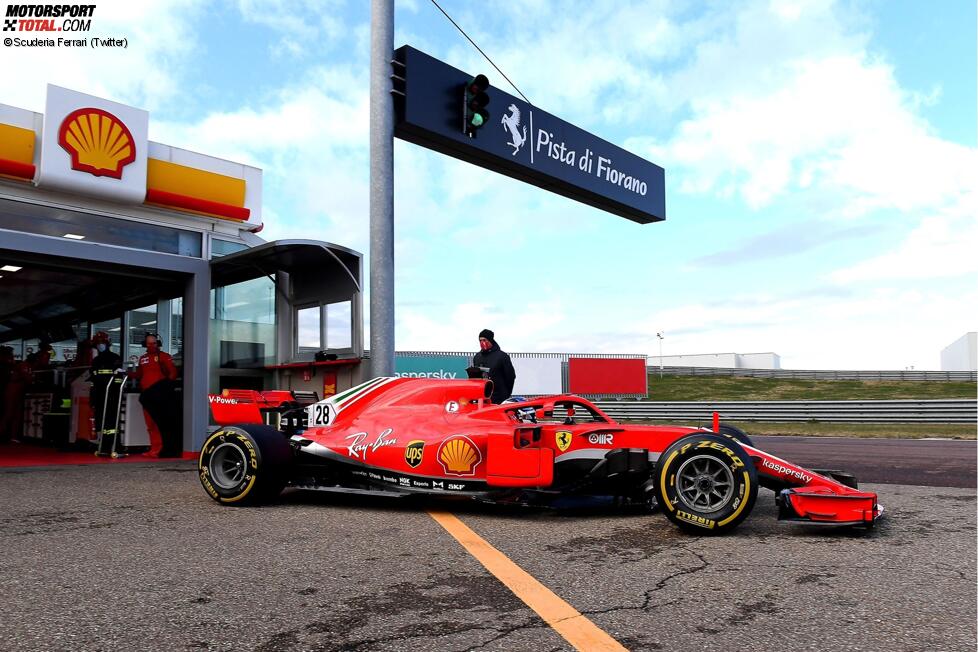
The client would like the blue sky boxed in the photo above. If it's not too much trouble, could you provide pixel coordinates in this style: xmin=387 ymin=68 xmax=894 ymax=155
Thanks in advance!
xmin=4 ymin=0 xmax=976 ymax=369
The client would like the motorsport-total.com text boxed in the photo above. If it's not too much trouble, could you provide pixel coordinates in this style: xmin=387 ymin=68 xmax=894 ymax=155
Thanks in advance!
xmin=4 ymin=3 xmax=95 ymax=33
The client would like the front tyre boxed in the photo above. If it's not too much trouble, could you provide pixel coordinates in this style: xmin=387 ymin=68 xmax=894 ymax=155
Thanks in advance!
xmin=198 ymin=425 xmax=291 ymax=505
xmin=699 ymin=422 xmax=754 ymax=448
xmin=654 ymin=433 xmax=758 ymax=534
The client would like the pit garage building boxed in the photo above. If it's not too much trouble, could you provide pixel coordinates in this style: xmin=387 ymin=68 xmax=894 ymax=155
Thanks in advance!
xmin=0 ymin=85 xmax=364 ymax=459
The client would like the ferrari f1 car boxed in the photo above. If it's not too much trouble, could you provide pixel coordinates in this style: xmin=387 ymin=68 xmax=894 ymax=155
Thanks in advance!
xmin=201 ymin=377 xmax=883 ymax=534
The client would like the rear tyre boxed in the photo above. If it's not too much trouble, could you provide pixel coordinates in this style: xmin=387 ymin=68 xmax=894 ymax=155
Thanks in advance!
xmin=654 ymin=433 xmax=758 ymax=534
xmin=198 ymin=425 xmax=292 ymax=505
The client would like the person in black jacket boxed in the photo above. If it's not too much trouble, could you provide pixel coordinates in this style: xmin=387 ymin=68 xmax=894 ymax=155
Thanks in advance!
xmin=90 ymin=331 xmax=123 ymax=438
xmin=472 ymin=329 xmax=516 ymax=404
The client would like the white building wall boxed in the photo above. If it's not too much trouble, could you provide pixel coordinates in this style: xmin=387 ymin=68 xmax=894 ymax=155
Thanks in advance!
xmin=737 ymin=353 xmax=781 ymax=369
xmin=940 ymin=332 xmax=977 ymax=371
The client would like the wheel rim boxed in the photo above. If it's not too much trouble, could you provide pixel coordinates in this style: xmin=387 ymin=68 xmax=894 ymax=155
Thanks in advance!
xmin=676 ymin=454 xmax=734 ymax=512
xmin=208 ymin=442 xmax=250 ymax=489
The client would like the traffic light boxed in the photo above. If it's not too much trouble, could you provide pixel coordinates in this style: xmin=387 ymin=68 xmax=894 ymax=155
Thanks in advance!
xmin=463 ymin=74 xmax=490 ymax=136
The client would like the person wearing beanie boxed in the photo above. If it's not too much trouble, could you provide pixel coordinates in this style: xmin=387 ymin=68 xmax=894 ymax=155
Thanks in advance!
xmin=472 ymin=329 xmax=516 ymax=404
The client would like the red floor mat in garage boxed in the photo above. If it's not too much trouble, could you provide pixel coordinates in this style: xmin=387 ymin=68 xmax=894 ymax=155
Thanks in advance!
xmin=0 ymin=442 xmax=195 ymax=467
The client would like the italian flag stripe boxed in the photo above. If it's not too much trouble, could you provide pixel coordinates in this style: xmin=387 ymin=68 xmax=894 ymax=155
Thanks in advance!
xmin=331 ymin=376 xmax=391 ymax=409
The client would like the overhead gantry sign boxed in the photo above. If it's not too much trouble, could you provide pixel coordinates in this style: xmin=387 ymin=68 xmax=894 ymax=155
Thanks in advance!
xmin=392 ymin=45 xmax=666 ymax=225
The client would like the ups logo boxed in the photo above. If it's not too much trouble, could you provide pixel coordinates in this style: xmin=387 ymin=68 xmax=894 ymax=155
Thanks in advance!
xmin=405 ymin=440 xmax=424 ymax=468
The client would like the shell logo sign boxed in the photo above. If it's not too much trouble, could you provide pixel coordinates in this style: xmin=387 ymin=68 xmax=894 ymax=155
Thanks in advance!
xmin=58 ymin=107 xmax=136 ymax=179
xmin=437 ymin=435 xmax=482 ymax=476
xmin=38 ymin=84 xmax=149 ymax=204
xmin=14 ymin=84 xmax=262 ymax=227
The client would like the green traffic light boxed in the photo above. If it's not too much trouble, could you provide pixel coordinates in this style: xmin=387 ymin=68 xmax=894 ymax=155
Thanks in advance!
xmin=471 ymin=113 xmax=485 ymax=127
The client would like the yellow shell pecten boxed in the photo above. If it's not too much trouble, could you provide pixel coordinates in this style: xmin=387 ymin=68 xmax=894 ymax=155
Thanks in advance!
xmin=58 ymin=107 xmax=136 ymax=179
xmin=439 ymin=436 xmax=481 ymax=475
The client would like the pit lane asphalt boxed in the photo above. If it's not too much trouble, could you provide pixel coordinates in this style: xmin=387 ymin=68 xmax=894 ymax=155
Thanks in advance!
xmin=0 ymin=447 xmax=975 ymax=651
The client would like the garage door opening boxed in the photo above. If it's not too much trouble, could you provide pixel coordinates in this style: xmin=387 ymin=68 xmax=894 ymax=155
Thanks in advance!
xmin=0 ymin=233 xmax=207 ymax=467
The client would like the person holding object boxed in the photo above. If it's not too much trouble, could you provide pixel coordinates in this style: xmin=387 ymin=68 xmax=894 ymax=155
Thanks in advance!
xmin=90 ymin=331 xmax=122 ymax=448
xmin=472 ymin=329 xmax=516 ymax=404
xmin=134 ymin=333 xmax=181 ymax=457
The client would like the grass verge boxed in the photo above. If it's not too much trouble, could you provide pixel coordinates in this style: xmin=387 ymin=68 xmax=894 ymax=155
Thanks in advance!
xmin=646 ymin=374 xmax=977 ymax=401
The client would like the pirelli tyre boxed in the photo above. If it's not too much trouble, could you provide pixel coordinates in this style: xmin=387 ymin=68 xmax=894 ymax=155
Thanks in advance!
xmin=198 ymin=425 xmax=292 ymax=506
xmin=654 ymin=433 xmax=758 ymax=534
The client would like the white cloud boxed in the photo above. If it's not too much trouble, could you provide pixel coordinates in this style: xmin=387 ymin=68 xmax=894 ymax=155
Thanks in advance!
xmin=151 ymin=63 xmax=371 ymax=248
xmin=646 ymin=53 xmax=975 ymax=213
xmin=563 ymin=284 xmax=978 ymax=370
xmin=832 ymin=202 xmax=978 ymax=283
xmin=397 ymin=300 xmax=567 ymax=352
xmin=235 ymin=0 xmax=347 ymax=58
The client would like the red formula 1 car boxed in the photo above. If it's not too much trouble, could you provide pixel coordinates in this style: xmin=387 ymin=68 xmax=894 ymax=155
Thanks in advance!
xmin=200 ymin=377 xmax=883 ymax=534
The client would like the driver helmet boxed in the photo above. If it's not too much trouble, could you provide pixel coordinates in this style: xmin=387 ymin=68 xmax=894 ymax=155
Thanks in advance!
xmin=502 ymin=396 xmax=537 ymax=423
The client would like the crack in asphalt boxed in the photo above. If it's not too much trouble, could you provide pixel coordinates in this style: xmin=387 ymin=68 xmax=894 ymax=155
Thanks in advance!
xmin=255 ymin=621 xmax=548 ymax=652
xmin=459 ymin=620 xmax=554 ymax=652
xmin=727 ymin=560 xmax=974 ymax=581
xmin=550 ymin=543 xmax=711 ymax=625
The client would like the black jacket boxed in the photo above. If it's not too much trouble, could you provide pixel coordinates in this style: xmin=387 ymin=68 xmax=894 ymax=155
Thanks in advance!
xmin=473 ymin=342 xmax=516 ymax=404
xmin=91 ymin=349 xmax=123 ymax=376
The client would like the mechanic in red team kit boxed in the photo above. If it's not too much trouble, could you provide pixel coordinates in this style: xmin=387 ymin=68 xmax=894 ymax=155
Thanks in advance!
xmin=134 ymin=333 xmax=182 ymax=457
xmin=472 ymin=329 xmax=516 ymax=404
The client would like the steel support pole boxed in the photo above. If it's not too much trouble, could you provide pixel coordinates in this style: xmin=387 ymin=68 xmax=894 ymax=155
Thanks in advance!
xmin=183 ymin=266 xmax=210 ymax=453
xmin=369 ymin=0 xmax=395 ymax=378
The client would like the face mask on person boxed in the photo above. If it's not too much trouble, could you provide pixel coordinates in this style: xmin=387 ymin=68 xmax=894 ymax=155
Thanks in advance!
xmin=479 ymin=338 xmax=492 ymax=352
xmin=96 ymin=343 xmax=107 ymax=353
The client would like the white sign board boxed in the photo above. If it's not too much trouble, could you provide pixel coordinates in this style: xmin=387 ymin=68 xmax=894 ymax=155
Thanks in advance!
xmin=37 ymin=85 xmax=149 ymax=203
xmin=511 ymin=357 xmax=563 ymax=396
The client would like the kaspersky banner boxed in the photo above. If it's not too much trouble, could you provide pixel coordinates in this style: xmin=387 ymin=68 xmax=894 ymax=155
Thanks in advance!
xmin=395 ymin=355 xmax=469 ymax=379
xmin=394 ymin=45 xmax=666 ymax=225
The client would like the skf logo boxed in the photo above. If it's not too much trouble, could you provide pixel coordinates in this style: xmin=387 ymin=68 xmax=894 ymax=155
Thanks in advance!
xmin=437 ymin=435 xmax=482 ymax=476
xmin=404 ymin=440 xmax=424 ymax=468
xmin=58 ymin=107 xmax=136 ymax=179
xmin=555 ymin=430 xmax=572 ymax=452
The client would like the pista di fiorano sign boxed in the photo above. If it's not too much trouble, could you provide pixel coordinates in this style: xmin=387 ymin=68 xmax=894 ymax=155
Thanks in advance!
xmin=393 ymin=45 xmax=666 ymax=225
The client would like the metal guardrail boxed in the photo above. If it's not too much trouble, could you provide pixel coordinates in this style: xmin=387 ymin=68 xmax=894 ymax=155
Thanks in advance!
xmin=646 ymin=365 xmax=977 ymax=382
xmin=593 ymin=399 xmax=978 ymax=424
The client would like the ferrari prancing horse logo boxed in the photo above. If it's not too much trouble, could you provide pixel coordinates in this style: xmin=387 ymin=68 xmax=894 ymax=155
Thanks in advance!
xmin=555 ymin=430 xmax=572 ymax=452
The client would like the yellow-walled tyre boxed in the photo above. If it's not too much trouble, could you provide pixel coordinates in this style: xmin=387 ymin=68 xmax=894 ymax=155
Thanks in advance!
xmin=198 ymin=425 xmax=291 ymax=506
xmin=654 ymin=433 xmax=758 ymax=534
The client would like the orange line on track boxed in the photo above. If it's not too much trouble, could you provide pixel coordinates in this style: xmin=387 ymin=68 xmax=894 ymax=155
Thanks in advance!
xmin=427 ymin=510 xmax=629 ymax=652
